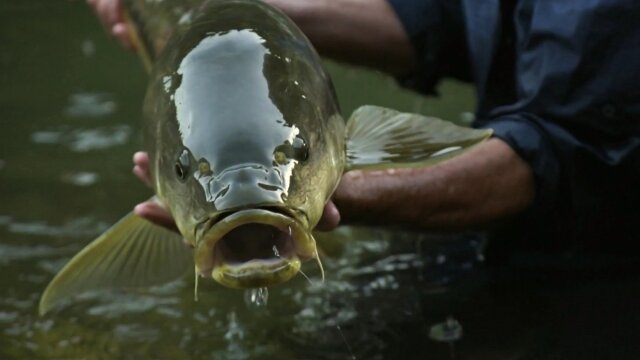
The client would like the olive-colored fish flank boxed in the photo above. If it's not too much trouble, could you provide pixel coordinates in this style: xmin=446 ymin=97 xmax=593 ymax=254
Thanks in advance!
xmin=39 ymin=0 xmax=492 ymax=315
xmin=144 ymin=1 xmax=343 ymax=288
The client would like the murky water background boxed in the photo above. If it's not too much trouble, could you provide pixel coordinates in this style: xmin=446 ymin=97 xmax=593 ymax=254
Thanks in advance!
xmin=3 ymin=1 xmax=640 ymax=359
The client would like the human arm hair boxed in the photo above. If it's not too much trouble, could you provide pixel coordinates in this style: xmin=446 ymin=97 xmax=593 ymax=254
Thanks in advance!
xmin=267 ymin=0 xmax=416 ymax=75
xmin=332 ymin=138 xmax=535 ymax=230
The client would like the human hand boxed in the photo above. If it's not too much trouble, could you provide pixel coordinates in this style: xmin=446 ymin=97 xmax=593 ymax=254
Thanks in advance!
xmin=132 ymin=151 xmax=342 ymax=233
xmin=131 ymin=152 xmax=181 ymax=234
xmin=87 ymin=0 xmax=134 ymax=49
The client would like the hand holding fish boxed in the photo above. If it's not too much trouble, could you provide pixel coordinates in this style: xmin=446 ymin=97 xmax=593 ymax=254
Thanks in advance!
xmin=87 ymin=0 xmax=134 ymax=49
xmin=39 ymin=0 xmax=532 ymax=315
xmin=87 ymin=0 xmax=413 ymax=74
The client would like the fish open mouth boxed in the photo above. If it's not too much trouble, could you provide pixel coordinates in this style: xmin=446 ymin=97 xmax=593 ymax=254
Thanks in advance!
xmin=195 ymin=209 xmax=315 ymax=288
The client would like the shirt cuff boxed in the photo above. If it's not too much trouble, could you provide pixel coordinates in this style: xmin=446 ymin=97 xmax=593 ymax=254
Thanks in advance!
xmin=475 ymin=114 xmax=562 ymax=240
xmin=386 ymin=0 xmax=445 ymax=94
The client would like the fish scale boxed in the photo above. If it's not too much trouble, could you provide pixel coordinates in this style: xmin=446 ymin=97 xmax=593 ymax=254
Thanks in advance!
xmin=39 ymin=0 xmax=491 ymax=315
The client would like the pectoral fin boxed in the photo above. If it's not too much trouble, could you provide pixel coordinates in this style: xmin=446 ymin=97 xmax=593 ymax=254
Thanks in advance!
xmin=39 ymin=212 xmax=192 ymax=315
xmin=345 ymin=105 xmax=492 ymax=170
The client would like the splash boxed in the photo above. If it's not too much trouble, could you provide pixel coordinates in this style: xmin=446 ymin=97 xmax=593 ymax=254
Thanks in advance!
xmin=429 ymin=316 xmax=463 ymax=360
xmin=244 ymin=287 xmax=269 ymax=309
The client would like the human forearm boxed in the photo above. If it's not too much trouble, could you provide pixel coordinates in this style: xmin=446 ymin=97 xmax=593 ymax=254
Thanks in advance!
xmin=267 ymin=0 xmax=415 ymax=75
xmin=333 ymin=139 xmax=535 ymax=230
xmin=90 ymin=0 xmax=415 ymax=74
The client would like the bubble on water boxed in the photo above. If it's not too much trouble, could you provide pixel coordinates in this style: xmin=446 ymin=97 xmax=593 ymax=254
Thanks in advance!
xmin=81 ymin=39 xmax=95 ymax=57
xmin=429 ymin=316 xmax=463 ymax=343
xmin=224 ymin=311 xmax=245 ymax=341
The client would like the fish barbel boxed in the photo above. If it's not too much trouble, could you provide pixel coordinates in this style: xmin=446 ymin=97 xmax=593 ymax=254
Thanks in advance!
xmin=39 ymin=0 xmax=491 ymax=314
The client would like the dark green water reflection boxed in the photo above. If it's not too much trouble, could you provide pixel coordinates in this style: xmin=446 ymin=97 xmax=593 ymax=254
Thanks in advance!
xmin=3 ymin=1 xmax=640 ymax=359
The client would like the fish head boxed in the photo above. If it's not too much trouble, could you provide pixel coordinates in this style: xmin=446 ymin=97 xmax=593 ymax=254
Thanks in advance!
xmin=143 ymin=3 xmax=345 ymax=288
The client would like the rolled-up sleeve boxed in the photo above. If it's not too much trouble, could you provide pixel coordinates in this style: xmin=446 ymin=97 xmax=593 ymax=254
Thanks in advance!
xmin=477 ymin=111 xmax=640 ymax=249
xmin=389 ymin=0 xmax=640 ymax=249
xmin=472 ymin=0 xmax=640 ymax=251
xmin=477 ymin=115 xmax=562 ymax=219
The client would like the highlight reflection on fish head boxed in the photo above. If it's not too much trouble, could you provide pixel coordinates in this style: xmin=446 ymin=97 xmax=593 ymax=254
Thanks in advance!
xmin=143 ymin=7 xmax=345 ymax=289
xmin=38 ymin=0 xmax=494 ymax=316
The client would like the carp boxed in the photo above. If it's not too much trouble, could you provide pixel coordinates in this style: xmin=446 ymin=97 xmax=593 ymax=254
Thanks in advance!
xmin=39 ymin=0 xmax=491 ymax=314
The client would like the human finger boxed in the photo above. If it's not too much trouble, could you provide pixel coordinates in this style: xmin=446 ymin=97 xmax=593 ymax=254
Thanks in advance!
xmin=89 ymin=0 xmax=133 ymax=49
xmin=134 ymin=201 xmax=181 ymax=232
xmin=132 ymin=151 xmax=153 ymax=188
xmin=94 ymin=0 xmax=123 ymax=30
xmin=112 ymin=23 xmax=134 ymax=50
xmin=134 ymin=201 xmax=192 ymax=248
xmin=315 ymin=200 xmax=341 ymax=231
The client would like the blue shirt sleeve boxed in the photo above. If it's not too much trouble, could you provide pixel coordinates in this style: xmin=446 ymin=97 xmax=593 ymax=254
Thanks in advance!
xmin=479 ymin=1 xmax=640 ymax=248
xmin=386 ymin=0 xmax=471 ymax=94
xmin=388 ymin=0 xmax=640 ymax=249
xmin=479 ymin=112 xmax=640 ymax=250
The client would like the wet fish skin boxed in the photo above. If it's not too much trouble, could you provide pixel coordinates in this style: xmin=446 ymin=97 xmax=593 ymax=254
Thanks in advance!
xmin=38 ymin=0 xmax=492 ymax=315
xmin=145 ymin=0 xmax=344 ymax=246
xmin=142 ymin=1 xmax=345 ymax=286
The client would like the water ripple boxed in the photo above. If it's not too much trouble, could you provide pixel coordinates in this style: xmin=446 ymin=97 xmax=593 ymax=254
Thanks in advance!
xmin=86 ymin=294 xmax=181 ymax=318
xmin=0 ymin=244 xmax=71 ymax=264
xmin=64 ymin=92 xmax=116 ymax=118
xmin=60 ymin=171 xmax=99 ymax=186
xmin=31 ymin=125 xmax=132 ymax=152
xmin=4 ymin=216 xmax=109 ymax=238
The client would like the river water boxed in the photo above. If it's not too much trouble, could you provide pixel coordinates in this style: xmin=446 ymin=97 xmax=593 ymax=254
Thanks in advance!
xmin=2 ymin=1 xmax=640 ymax=359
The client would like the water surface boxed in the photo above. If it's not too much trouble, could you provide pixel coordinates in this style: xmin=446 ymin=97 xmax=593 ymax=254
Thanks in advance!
xmin=2 ymin=1 xmax=640 ymax=359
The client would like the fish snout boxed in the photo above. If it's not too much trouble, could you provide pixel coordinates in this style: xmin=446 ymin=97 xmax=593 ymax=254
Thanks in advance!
xmin=208 ymin=165 xmax=286 ymax=210
xmin=194 ymin=209 xmax=317 ymax=288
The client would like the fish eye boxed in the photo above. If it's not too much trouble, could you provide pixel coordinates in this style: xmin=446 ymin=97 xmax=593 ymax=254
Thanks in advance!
xmin=274 ymin=136 xmax=308 ymax=164
xmin=198 ymin=159 xmax=213 ymax=176
xmin=274 ymin=150 xmax=288 ymax=165
xmin=175 ymin=150 xmax=190 ymax=181
xmin=291 ymin=136 xmax=309 ymax=161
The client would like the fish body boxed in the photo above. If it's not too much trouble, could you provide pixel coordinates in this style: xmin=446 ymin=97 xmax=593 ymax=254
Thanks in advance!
xmin=39 ymin=0 xmax=491 ymax=314
xmin=144 ymin=1 xmax=344 ymax=287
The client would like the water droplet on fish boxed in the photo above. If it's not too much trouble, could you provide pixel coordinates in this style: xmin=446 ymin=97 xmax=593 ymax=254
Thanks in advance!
xmin=244 ymin=287 xmax=269 ymax=309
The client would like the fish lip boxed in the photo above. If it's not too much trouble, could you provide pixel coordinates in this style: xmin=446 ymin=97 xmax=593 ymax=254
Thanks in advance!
xmin=194 ymin=208 xmax=315 ymax=288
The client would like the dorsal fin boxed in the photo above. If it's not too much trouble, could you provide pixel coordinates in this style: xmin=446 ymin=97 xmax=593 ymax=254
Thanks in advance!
xmin=345 ymin=105 xmax=492 ymax=170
